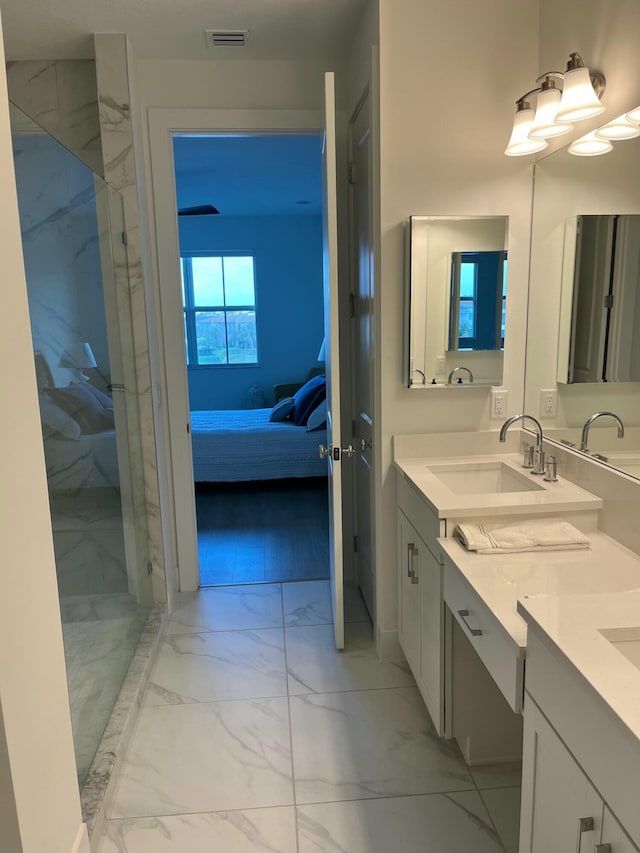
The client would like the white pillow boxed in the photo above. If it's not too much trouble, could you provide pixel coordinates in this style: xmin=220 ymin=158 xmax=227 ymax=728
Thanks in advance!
xmin=306 ymin=399 xmax=327 ymax=431
xmin=39 ymin=395 xmax=81 ymax=440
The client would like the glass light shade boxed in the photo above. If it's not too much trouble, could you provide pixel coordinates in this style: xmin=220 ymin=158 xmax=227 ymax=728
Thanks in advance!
xmin=626 ymin=106 xmax=640 ymax=123
xmin=568 ymin=131 xmax=613 ymax=157
xmin=504 ymin=108 xmax=548 ymax=156
xmin=595 ymin=115 xmax=640 ymax=140
xmin=59 ymin=342 xmax=97 ymax=369
xmin=529 ymin=87 xmax=574 ymax=139
xmin=555 ymin=66 xmax=605 ymax=123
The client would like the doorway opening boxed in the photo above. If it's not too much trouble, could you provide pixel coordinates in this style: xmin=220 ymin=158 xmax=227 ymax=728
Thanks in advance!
xmin=171 ymin=132 xmax=330 ymax=587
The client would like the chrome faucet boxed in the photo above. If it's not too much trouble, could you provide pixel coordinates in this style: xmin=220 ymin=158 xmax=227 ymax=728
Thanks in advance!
xmin=412 ymin=368 xmax=426 ymax=385
xmin=580 ymin=411 xmax=625 ymax=453
xmin=447 ymin=366 xmax=474 ymax=384
xmin=500 ymin=414 xmax=546 ymax=475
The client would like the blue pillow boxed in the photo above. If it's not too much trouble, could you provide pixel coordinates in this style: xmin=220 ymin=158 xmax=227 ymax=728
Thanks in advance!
xmin=293 ymin=375 xmax=326 ymax=426
xmin=269 ymin=396 xmax=295 ymax=422
xmin=306 ymin=400 xmax=327 ymax=431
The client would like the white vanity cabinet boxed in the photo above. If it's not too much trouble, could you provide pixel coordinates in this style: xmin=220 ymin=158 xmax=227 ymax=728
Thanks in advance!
xmin=520 ymin=695 xmax=639 ymax=852
xmin=397 ymin=473 xmax=446 ymax=735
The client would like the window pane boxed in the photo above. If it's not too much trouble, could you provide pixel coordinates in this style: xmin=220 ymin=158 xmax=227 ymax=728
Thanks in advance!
xmin=192 ymin=257 xmax=224 ymax=306
xmin=183 ymin=311 xmax=189 ymax=366
xmin=459 ymin=300 xmax=475 ymax=338
xmin=195 ymin=311 xmax=227 ymax=364
xmin=226 ymin=311 xmax=258 ymax=363
xmin=459 ymin=263 xmax=476 ymax=297
xmin=223 ymin=256 xmax=255 ymax=306
xmin=181 ymin=259 xmax=187 ymax=307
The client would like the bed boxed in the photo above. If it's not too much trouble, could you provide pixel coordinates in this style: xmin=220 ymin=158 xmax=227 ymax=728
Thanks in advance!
xmin=35 ymin=351 xmax=120 ymax=492
xmin=190 ymin=408 xmax=328 ymax=482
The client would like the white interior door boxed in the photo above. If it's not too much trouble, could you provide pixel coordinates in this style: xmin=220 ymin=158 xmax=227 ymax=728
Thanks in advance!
xmin=322 ymin=71 xmax=345 ymax=650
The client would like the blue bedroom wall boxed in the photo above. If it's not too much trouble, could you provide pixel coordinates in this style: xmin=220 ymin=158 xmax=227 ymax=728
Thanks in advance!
xmin=179 ymin=214 xmax=324 ymax=410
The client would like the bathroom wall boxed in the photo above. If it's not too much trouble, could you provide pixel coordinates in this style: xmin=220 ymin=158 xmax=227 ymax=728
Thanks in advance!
xmin=0 ymin=19 xmax=88 ymax=849
xmin=6 ymin=59 xmax=103 ymax=175
xmin=376 ymin=0 xmax=537 ymax=637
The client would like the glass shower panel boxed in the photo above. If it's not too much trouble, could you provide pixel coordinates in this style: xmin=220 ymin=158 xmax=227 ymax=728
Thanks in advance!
xmin=10 ymin=103 xmax=151 ymax=788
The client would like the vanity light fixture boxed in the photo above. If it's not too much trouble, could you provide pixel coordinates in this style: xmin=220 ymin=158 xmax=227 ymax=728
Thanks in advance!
xmin=595 ymin=112 xmax=640 ymax=140
xmin=505 ymin=52 xmax=606 ymax=156
xmin=554 ymin=53 xmax=606 ymax=123
xmin=567 ymin=130 xmax=613 ymax=157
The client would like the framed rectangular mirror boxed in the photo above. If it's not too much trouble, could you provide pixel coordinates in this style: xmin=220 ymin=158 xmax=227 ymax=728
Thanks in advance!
xmin=404 ymin=215 xmax=509 ymax=388
xmin=524 ymin=110 xmax=640 ymax=479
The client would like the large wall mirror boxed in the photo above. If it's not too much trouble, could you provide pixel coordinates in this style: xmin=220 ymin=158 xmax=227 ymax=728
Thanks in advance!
xmin=404 ymin=216 xmax=509 ymax=388
xmin=524 ymin=114 xmax=640 ymax=479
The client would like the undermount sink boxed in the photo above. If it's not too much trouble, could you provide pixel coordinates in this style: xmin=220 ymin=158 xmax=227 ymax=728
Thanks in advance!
xmin=427 ymin=460 xmax=545 ymax=495
xmin=599 ymin=627 xmax=640 ymax=673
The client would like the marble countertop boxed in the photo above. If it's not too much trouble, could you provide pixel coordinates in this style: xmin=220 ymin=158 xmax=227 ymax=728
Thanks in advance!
xmin=518 ymin=591 xmax=640 ymax=743
xmin=438 ymin=533 xmax=640 ymax=652
xmin=395 ymin=452 xmax=603 ymax=519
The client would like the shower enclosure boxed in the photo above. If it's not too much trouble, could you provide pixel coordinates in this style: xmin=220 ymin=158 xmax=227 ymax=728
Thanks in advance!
xmin=10 ymin=103 xmax=153 ymax=789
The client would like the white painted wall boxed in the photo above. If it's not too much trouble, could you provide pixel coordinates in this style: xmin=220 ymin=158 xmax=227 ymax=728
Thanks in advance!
xmin=0 ymin=12 xmax=87 ymax=850
xmin=376 ymin=0 xmax=537 ymax=635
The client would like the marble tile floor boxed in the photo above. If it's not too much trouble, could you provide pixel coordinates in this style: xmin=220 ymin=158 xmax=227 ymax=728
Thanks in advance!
xmin=97 ymin=580 xmax=521 ymax=852
xmin=196 ymin=479 xmax=330 ymax=586
xmin=61 ymin=593 xmax=149 ymax=788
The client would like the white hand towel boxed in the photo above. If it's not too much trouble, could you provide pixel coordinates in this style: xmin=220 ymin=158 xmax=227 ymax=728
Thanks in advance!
xmin=454 ymin=518 xmax=590 ymax=554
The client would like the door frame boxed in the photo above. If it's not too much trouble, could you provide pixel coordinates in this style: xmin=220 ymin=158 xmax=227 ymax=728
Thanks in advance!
xmin=148 ymin=107 xmax=330 ymax=591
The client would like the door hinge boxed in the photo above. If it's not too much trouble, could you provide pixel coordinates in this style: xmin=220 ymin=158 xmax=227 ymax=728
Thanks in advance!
xmin=187 ymin=422 xmax=190 ymax=434
xmin=604 ymin=293 xmax=614 ymax=308
xmin=353 ymin=535 xmax=359 ymax=553
xmin=349 ymin=292 xmax=357 ymax=318
xmin=121 ymin=231 xmax=128 ymax=246
xmin=348 ymin=161 xmax=357 ymax=184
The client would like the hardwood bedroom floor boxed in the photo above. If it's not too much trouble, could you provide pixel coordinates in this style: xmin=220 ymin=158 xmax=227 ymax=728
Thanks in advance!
xmin=195 ymin=478 xmax=330 ymax=586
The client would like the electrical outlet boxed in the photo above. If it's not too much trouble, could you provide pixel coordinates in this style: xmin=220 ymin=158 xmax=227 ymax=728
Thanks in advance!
xmin=435 ymin=356 xmax=446 ymax=375
xmin=540 ymin=389 xmax=557 ymax=418
xmin=490 ymin=389 xmax=508 ymax=419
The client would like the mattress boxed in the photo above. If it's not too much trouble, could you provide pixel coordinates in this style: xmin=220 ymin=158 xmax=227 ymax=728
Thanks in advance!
xmin=190 ymin=408 xmax=328 ymax=482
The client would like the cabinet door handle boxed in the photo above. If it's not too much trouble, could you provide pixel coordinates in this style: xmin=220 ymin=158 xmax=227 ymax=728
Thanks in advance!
xmin=407 ymin=543 xmax=419 ymax=583
xmin=457 ymin=609 xmax=482 ymax=637
xmin=594 ymin=845 xmax=611 ymax=853
xmin=576 ymin=817 xmax=595 ymax=852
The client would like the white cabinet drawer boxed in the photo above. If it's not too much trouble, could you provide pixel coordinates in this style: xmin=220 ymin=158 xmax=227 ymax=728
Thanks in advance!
xmin=397 ymin=474 xmax=444 ymax=557
xmin=443 ymin=553 xmax=525 ymax=712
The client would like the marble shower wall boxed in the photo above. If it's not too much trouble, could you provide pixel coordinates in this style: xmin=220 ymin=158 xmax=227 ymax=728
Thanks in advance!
xmin=6 ymin=60 xmax=103 ymax=176
xmin=94 ymin=34 xmax=166 ymax=604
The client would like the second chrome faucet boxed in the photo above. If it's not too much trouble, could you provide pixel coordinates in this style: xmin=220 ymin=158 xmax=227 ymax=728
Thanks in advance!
xmin=500 ymin=413 xmax=546 ymax=475
xmin=580 ymin=411 xmax=625 ymax=453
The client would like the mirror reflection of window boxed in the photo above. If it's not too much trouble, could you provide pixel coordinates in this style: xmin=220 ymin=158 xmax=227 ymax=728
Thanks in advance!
xmin=449 ymin=251 xmax=507 ymax=351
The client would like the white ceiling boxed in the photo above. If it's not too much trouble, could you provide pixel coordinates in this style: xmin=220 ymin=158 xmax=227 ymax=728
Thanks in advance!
xmin=0 ymin=0 xmax=367 ymax=62
xmin=173 ymin=134 xmax=322 ymax=217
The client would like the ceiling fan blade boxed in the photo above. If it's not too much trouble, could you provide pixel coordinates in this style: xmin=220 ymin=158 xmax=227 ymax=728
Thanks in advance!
xmin=177 ymin=204 xmax=220 ymax=216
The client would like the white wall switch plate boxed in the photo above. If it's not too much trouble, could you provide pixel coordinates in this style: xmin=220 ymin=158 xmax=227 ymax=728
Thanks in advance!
xmin=435 ymin=356 xmax=446 ymax=375
xmin=490 ymin=388 xmax=508 ymax=419
xmin=540 ymin=389 xmax=557 ymax=418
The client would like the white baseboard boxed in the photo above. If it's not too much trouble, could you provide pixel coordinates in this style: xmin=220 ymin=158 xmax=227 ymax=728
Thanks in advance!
xmin=72 ymin=824 xmax=90 ymax=853
xmin=377 ymin=626 xmax=405 ymax=662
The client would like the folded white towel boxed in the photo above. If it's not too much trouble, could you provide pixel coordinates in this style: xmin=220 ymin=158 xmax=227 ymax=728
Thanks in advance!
xmin=453 ymin=518 xmax=590 ymax=554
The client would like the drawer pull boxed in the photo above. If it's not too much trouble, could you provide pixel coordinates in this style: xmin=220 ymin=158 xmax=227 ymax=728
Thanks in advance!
xmin=594 ymin=845 xmax=611 ymax=853
xmin=407 ymin=543 xmax=419 ymax=583
xmin=457 ymin=609 xmax=482 ymax=637
xmin=576 ymin=817 xmax=595 ymax=852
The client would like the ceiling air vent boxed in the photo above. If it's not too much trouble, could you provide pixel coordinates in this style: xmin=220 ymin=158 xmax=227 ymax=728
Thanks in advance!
xmin=205 ymin=30 xmax=248 ymax=48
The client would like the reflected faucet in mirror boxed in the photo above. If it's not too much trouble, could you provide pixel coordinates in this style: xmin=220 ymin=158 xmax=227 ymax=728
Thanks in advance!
xmin=500 ymin=414 xmax=546 ymax=475
xmin=580 ymin=412 xmax=625 ymax=453
xmin=412 ymin=368 xmax=426 ymax=385
xmin=448 ymin=366 xmax=474 ymax=384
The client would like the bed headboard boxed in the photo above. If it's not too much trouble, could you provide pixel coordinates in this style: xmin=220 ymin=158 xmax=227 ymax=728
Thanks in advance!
xmin=34 ymin=351 xmax=54 ymax=390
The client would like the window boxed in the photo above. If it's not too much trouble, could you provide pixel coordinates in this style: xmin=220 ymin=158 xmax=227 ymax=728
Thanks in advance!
xmin=181 ymin=255 xmax=258 ymax=366
xmin=449 ymin=250 xmax=507 ymax=351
